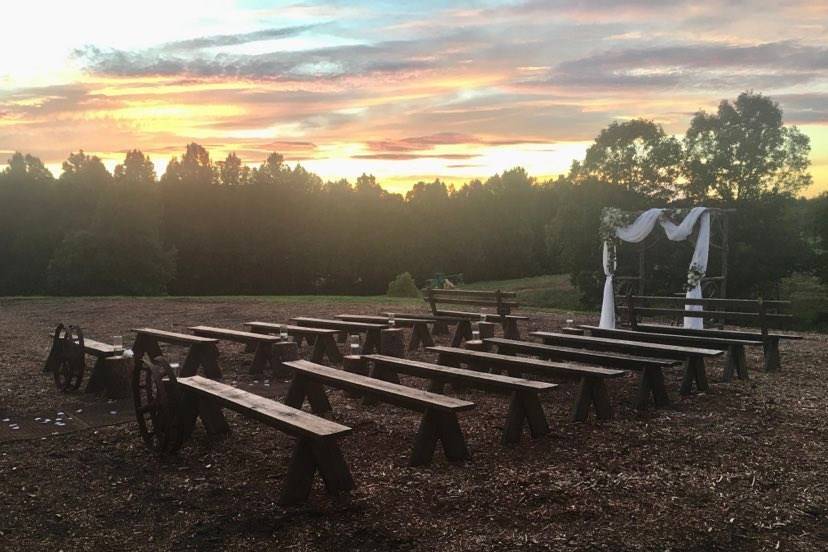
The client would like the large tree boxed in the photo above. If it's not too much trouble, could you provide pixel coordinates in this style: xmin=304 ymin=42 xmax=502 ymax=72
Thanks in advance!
xmin=683 ymin=91 xmax=812 ymax=201
xmin=570 ymin=118 xmax=682 ymax=201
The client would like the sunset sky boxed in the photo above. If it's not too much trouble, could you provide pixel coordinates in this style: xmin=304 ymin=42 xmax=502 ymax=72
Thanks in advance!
xmin=1 ymin=0 xmax=826 ymax=194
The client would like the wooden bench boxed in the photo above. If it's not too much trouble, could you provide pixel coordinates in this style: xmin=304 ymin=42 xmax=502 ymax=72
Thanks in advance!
xmin=45 ymin=325 xmax=129 ymax=396
xmin=616 ymin=293 xmax=803 ymax=371
xmin=486 ymin=337 xmax=683 ymax=409
xmin=381 ymin=311 xmax=462 ymax=336
xmin=424 ymin=288 xmax=529 ymax=341
xmin=364 ymin=354 xmax=556 ymax=445
xmin=427 ymin=346 xmax=625 ymax=421
xmin=133 ymin=356 xmax=353 ymax=506
xmin=530 ymin=331 xmax=723 ymax=396
xmin=633 ymin=323 xmax=803 ymax=373
xmin=291 ymin=317 xmax=386 ymax=355
xmin=131 ymin=328 xmax=222 ymax=379
xmin=245 ymin=322 xmax=342 ymax=364
xmin=189 ymin=325 xmax=297 ymax=375
xmin=283 ymin=359 xmax=474 ymax=466
xmin=335 ymin=314 xmax=435 ymax=351
xmin=580 ymin=325 xmax=756 ymax=382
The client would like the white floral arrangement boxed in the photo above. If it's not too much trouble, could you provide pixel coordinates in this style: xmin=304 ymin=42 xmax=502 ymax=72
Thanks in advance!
xmin=600 ymin=208 xmax=635 ymax=273
xmin=685 ymin=262 xmax=705 ymax=291
xmin=599 ymin=207 xmax=634 ymax=243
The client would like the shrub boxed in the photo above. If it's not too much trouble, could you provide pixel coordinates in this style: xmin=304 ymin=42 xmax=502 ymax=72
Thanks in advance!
xmin=387 ymin=272 xmax=421 ymax=298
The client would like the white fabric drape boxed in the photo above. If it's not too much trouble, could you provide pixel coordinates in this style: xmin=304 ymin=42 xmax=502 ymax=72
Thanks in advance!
xmin=599 ymin=207 xmax=711 ymax=329
xmin=599 ymin=241 xmax=616 ymax=328
xmin=681 ymin=210 xmax=710 ymax=329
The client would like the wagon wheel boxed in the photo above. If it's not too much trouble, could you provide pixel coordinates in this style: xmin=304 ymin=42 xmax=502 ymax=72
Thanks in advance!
xmin=132 ymin=356 xmax=181 ymax=455
xmin=54 ymin=325 xmax=85 ymax=392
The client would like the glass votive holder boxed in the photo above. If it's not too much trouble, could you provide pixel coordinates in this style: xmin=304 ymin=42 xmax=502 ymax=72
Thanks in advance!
xmin=388 ymin=313 xmax=396 ymax=327
xmin=350 ymin=344 xmax=360 ymax=356
xmin=280 ymin=330 xmax=289 ymax=341
xmin=480 ymin=308 xmax=487 ymax=322
xmin=472 ymin=330 xmax=480 ymax=340
xmin=112 ymin=335 xmax=123 ymax=352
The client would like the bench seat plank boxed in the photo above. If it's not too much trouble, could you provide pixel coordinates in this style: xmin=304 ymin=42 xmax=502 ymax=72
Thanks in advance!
xmin=530 ymin=331 xmax=722 ymax=358
xmin=365 ymin=354 xmax=555 ymax=445
xmin=291 ymin=317 xmax=385 ymax=331
xmin=177 ymin=376 xmax=351 ymax=438
xmin=580 ymin=325 xmax=758 ymax=348
xmin=364 ymin=354 xmax=556 ymax=391
xmin=133 ymin=328 xmax=218 ymax=345
xmin=436 ymin=309 xmax=529 ymax=321
xmin=283 ymin=359 xmax=474 ymax=466
xmin=190 ymin=325 xmax=280 ymax=343
xmin=636 ymin=323 xmax=804 ymax=341
xmin=245 ymin=322 xmax=340 ymax=335
xmin=486 ymin=338 xmax=683 ymax=370
xmin=427 ymin=346 xmax=624 ymax=421
xmin=176 ymin=375 xmax=354 ymax=505
xmin=284 ymin=360 xmax=474 ymax=412
xmin=427 ymin=346 xmax=626 ymax=379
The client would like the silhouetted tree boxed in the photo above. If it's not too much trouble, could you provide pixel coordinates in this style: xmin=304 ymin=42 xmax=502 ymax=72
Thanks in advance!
xmin=683 ymin=91 xmax=811 ymax=201
xmin=570 ymin=119 xmax=682 ymax=201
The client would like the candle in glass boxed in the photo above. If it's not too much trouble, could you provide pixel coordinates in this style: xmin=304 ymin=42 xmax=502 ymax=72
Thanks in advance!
xmin=349 ymin=334 xmax=360 ymax=356
xmin=112 ymin=335 xmax=123 ymax=352
xmin=388 ymin=313 xmax=395 ymax=327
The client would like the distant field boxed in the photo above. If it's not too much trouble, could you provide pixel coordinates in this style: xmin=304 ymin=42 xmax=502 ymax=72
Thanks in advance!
xmin=3 ymin=274 xmax=587 ymax=313
xmin=463 ymin=274 xmax=584 ymax=312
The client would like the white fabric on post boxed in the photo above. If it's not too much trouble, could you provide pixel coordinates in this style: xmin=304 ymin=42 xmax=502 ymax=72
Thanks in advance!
xmin=683 ymin=210 xmax=710 ymax=329
xmin=599 ymin=241 xmax=616 ymax=328
xmin=598 ymin=207 xmax=711 ymax=329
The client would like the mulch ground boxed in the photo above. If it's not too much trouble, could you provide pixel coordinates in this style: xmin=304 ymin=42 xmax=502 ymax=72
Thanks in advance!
xmin=0 ymin=297 xmax=826 ymax=551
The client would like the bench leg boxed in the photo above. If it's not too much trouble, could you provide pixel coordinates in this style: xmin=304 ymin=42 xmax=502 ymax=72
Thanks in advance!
xmin=450 ymin=320 xmax=473 ymax=347
xmin=199 ymin=397 xmax=231 ymax=436
xmin=502 ymin=390 xmax=550 ymax=445
xmin=306 ymin=380 xmax=333 ymax=414
xmin=408 ymin=322 xmax=434 ymax=352
xmin=179 ymin=389 xmax=230 ymax=438
xmin=572 ymin=376 xmax=613 ymax=422
xmin=312 ymin=438 xmax=355 ymax=496
xmin=410 ymin=408 xmax=470 ymax=466
xmin=132 ymin=335 xmax=162 ymax=364
xmin=432 ymin=320 xmax=449 ymax=335
xmin=285 ymin=374 xmax=331 ymax=413
xmin=310 ymin=336 xmax=343 ymax=364
xmin=44 ymin=342 xmax=60 ymax=373
xmin=763 ymin=338 xmax=780 ymax=372
xmin=272 ymin=342 xmax=299 ymax=377
xmin=250 ymin=342 xmax=272 ymax=375
xmin=369 ymin=363 xmax=401 ymax=385
xmin=84 ymin=356 xmax=108 ymax=394
xmin=362 ymin=329 xmax=381 ymax=355
xmin=636 ymin=367 xmax=670 ymax=411
xmin=279 ymin=438 xmax=318 ymax=505
xmin=245 ymin=327 xmax=266 ymax=353
xmin=681 ymin=356 xmax=710 ymax=395
xmin=502 ymin=318 xmax=520 ymax=340
xmin=323 ymin=336 xmax=343 ymax=364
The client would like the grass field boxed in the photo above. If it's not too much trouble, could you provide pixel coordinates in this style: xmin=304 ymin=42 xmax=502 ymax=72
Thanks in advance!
xmin=462 ymin=274 xmax=584 ymax=312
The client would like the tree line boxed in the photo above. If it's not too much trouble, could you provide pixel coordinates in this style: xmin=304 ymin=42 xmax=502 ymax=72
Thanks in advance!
xmin=1 ymin=91 xmax=825 ymax=302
